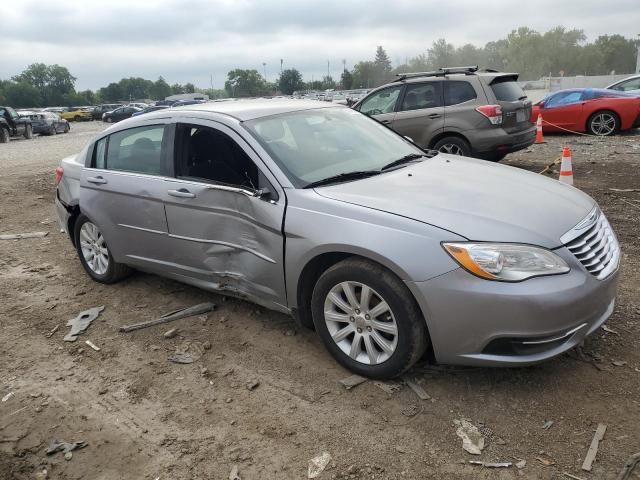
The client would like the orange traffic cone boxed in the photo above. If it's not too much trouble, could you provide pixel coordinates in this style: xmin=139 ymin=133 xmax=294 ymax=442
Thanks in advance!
xmin=535 ymin=114 xmax=544 ymax=144
xmin=559 ymin=147 xmax=573 ymax=185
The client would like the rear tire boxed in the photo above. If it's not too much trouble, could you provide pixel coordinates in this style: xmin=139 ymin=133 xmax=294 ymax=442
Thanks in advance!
xmin=49 ymin=124 xmax=57 ymax=135
xmin=0 ymin=127 xmax=9 ymax=143
xmin=587 ymin=110 xmax=619 ymax=136
xmin=64 ymin=123 xmax=70 ymax=133
xmin=311 ymin=258 xmax=428 ymax=379
xmin=433 ymin=136 xmax=471 ymax=156
xmin=106 ymin=117 xmax=113 ymax=123
xmin=24 ymin=124 xmax=33 ymax=139
xmin=74 ymin=214 xmax=131 ymax=284
xmin=74 ymin=115 xmax=81 ymax=122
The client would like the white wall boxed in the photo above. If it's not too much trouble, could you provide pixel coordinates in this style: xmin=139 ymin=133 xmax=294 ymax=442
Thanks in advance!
xmin=549 ymin=74 xmax=632 ymax=91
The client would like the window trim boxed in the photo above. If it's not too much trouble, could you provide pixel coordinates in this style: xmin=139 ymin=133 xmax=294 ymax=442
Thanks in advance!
xmin=398 ymin=81 xmax=444 ymax=112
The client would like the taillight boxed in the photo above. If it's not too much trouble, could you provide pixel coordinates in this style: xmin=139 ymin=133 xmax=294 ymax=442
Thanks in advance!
xmin=476 ymin=105 xmax=502 ymax=125
xmin=55 ymin=166 xmax=64 ymax=185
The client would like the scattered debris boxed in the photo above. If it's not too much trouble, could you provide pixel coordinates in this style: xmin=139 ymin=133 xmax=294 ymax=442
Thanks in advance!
xmin=515 ymin=460 xmax=527 ymax=469
xmin=45 ymin=440 xmax=87 ymax=456
xmin=469 ymin=461 xmax=512 ymax=468
xmin=542 ymin=420 xmax=554 ymax=430
xmin=45 ymin=325 xmax=59 ymax=338
xmin=203 ymin=341 xmax=212 ymax=350
xmin=582 ymin=423 xmax=607 ymax=471
xmin=63 ymin=306 xmax=105 ymax=342
xmin=308 ymin=452 xmax=332 ymax=478
xmin=602 ymin=325 xmax=619 ymax=335
xmin=373 ymin=381 xmax=402 ymax=394
xmin=229 ymin=465 xmax=241 ymax=480
xmin=9 ymin=406 xmax=27 ymax=416
xmin=0 ymin=231 xmax=49 ymax=240
xmin=563 ymin=472 xmax=587 ymax=480
xmin=454 ymin=419 xmax=485 ymax=455
xmin=404 ymin=378 xmax=431 ymax=400
xmin=119 ymin=302 xmax=216 ymax=333
xmin=609 ymin=188 xmax=640 ymax=193
xmin=617 ymin=452 xmax=640 ymax=480
xmin=246 ymin=380 xmax=260 ymax=391
xmin=85 ymin=340 xmax=100 ymax=352
xmin=168 ymin=341 xmax=205 ymax=364
xmin=536 ymin=456 xmax=556 ymax=466
xmin=1 ymin=392 xmax=14 ymax=402
xmin=339 ymin=374 xmax=367 ymax=390
xmin=163 ymin=327 xmax=179 ymax=339
xmin=64 ymin=452 xmax=73 ymax=461
xmin=612 ymin=360 xmax=627 ymax=367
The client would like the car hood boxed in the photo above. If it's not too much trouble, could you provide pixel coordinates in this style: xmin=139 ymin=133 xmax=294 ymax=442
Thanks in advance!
xmin=315 ymin=155 xmax=595 ymax=248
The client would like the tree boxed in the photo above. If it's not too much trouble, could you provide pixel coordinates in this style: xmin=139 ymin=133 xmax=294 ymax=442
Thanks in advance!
xmin=278 ymin=68 xmax=304 ymax=94
xmin=374 ymin=46 xmax=393 ymax=85
xmin=351 ymin=61 xmax=377 ymax=88
xmin=3 ymin=82 xmax=42 ymax=108
xmin=150 ymin=77 xmax=172 ymax=100
xmin=171 ymin=83 xmax=184 ymax=94
xmin=99 ymin=82 xmax=123 ymax=102
xmin=12 ymin=63 xmax=76 ymax=106
xmin=184 ymin=82 xmax=196 ymax=93
xmin=341 ymin=69 xmax=353 ymax=90
xmin=224 ymin=69 xmax=267 ymax=97
xmin=593 ymin=35 xmax=638 ymax=74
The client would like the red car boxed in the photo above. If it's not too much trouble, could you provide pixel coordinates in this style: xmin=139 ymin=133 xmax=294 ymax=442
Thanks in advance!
xmin=531 ymin=88 xmax=640 ymax=136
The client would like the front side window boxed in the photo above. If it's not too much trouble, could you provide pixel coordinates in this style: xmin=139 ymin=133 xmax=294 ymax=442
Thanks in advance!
xmin=358 ymin=86 xmax=403 ymax=115
xmin=545 ymin=91 xmax=583 ymax=108
xmin=444 ymin=81 xmax=477 ymax=106
xmin=612 ymin=78 xmax=640 ymax=91
xmin=175 ymin=124 xmax=259 ymax=190
xmin=245 ymin=107 xmax=426 ymax=187
xmin=93 ymin=125 xmax=166 ymax=175
xmin=400 ymin=82 xmax=443 ymax=111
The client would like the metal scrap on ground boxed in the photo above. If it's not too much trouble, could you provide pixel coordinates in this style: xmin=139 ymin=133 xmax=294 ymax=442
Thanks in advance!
xmin=63 ymin=306 xmax=105 ymax=342
xmin=404 ymin=378 xmax=431 ymax=400
xmin=373 ymin=381 xmax=402 ymax=394
xmin=339 ymin=374 xmax=367 ymax=390
xmin=45 ymin=440 xmax=87 ymax=456
xmin=119 ymin=302 xmax=216 ymax=333
xmin=229 ymin=465 xmax=241 ymax=480
xmin=582 ymin=423 xmax=607 ymax=471
xmin=168 ymin=341 xmax=205 ymax=364
xmin=0 ymin=231 xmax=49 ymax=240
xmin=469 ymin=461 xmax=512 ymax=468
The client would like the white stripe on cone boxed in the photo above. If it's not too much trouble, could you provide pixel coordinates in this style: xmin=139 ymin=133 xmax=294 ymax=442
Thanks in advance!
xmin=559 ymin=147 xmax=573 ymax=185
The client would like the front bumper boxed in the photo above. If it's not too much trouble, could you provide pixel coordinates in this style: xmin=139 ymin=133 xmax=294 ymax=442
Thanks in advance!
xmin=407 ymin=247 xmax=620 ymax=366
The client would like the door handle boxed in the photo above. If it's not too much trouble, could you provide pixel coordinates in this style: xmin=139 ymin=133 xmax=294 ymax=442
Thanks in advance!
xmin=168 ymin=188 xmax=196 ymax=199
xmin=427 ymin=113 xmax=442 ymax=119
xmin=87 ymin=176 xmax=107 ymax=185
xmin=380 ymin=119 xmax=392 ymax=125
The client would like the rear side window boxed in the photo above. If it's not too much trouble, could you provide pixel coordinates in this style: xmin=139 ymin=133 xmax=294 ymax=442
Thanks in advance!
xmin=444 ymin=81 xmax=477 ymax=106
xmin=400 ymin=82 xmax=443 ymax=111
xmin=93 ymin=125 xmax=166 ymax=175
xmin=490 ymin=77 xmax=526 ymax=101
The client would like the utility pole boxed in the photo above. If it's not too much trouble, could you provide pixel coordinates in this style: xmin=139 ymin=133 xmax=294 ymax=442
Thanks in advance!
xmin=262 ymin=62 xmax=267 ymax=81
xmin=327 ymin=60 xmax=330 ymax=79
xmin=636 ymin=34 xmax=640 ymax=74
xmin=210 ymin=74 xmax=213 ymax=91
xmin=280 ymin=58 xmax=283 ymax=74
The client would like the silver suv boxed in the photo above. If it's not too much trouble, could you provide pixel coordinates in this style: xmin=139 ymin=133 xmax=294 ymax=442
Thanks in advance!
xmin=353 ymin=66 xmax=536 ymax=161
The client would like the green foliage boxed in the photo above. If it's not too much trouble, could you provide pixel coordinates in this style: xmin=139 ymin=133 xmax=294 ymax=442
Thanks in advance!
xmin=196 ymin=88 xmax=228 ymax=99
xmin=278 ymin=68 xmax=304 ymax=95
xmin=3 ymin=82 xmax=41 ymax=108
xmin=150 ymin=77 xmax=172 ymax=100
xmin=340 ymin=70 xmax=353 ymax=90
xmin=224 ymin=69 xmax=268 ymax=97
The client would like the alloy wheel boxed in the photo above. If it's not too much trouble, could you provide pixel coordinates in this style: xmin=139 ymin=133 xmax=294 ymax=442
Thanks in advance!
xmin=323 ymin=281 xmax=398 ymax=365
xmin=590 ymin=113 xmax=616 ymax=136
xmin=79 ymin=222 xmax=109 ymax=275
xmin=438 ymin=143 xmax=464 ymax=155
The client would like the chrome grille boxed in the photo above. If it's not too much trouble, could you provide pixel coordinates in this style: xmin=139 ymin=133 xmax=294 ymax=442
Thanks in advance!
xmin=561 ymin=208 xmax=620 ymax=280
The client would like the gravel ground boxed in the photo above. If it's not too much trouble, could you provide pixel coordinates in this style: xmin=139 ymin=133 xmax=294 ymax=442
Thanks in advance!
xmin=1 ymin=120 xmax=639 ymax=480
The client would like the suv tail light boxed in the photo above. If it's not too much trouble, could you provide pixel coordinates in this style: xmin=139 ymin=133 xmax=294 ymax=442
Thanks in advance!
xmin=476 ymin=105 xmax=502 ymax=125
xmin=55 ymin=166 xmax=64 ymax=185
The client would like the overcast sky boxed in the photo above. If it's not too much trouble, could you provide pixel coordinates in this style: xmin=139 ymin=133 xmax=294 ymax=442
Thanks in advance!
xmin=3 ymin=0 xmax=639 ymax=90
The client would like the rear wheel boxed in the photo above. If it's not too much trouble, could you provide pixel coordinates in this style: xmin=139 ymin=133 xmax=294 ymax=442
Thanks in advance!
xmin=63 ymin=123 xmax=70 ymax=133
xmin=0 ymin=127 xmax=9 ymax=143
xmin=587 ymin=110 xmax=619 ymax=136
xmin=106 ymin=117 xmax=113 ymax=123
xmin=433 ymin=136 xmax=471 ymax=156
xmin=74 ymin=115 xmax=81 ymax=122
xmin=74 ymin=214 xmax=131 ymax=284
xmin=24 ymin=124 xmax=33 ymax=139
xmin=49 ymin=124 xmax=57 ymax=135
xmin=311 ymin=258 xmax=428 ymax=379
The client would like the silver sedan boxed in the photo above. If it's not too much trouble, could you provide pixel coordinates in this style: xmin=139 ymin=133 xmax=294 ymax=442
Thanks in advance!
xmin=54 ymin=100 xmax=620 ymax=378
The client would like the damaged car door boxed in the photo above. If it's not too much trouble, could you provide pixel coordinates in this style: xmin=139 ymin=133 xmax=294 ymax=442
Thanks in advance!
xmin=162 ymin=120 xmax=287 ymax=311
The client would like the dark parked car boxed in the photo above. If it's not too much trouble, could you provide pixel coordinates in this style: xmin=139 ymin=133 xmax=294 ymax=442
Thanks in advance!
xmin=131 ymin=105 xmax=170 ymax=117
xmin=102 ymin=106 xmax=141 ymax=123
xmin=0 ymin=106 xmax=33 ymax=143
xmin=20 ymin=111 xmax=70 ymax=135
xmin=92 ymin=104 xmax=122 ymax=120
xmin=353 ymin=66 xmax=535 ymax=161
xmin=171 ymin=99 xmax=207 ymax=107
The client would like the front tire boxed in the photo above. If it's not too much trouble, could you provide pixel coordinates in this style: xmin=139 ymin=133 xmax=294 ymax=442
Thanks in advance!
xmin=433 ymin=136 xmax=471 ymax=156
xmin=49 ymin=124 xmax=57 ymax=135
xmin=74 ymin=215 xmax=130 ymax=284
xmin=64 ymin=123 xmax=70 ymax=133
xmin=24 ymin=124 xmax=33 ymax=139
xmin=587 ymin=110 xmax=619 ymax=136
xmin=311 ymin=258 xmax=428 ymax=379
xmin=0 ymin=127 xmax=9 ymax=143
xmin=106 ymin=117 xmax=113 ymax=123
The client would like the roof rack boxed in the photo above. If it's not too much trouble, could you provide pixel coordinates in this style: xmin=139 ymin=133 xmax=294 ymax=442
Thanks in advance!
xmin=395 ymin=66 xmax=479 ymax=81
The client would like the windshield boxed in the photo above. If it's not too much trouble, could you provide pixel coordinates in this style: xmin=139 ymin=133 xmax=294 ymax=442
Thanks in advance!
xmin=244 ymin=107 xmax=426 ymax=187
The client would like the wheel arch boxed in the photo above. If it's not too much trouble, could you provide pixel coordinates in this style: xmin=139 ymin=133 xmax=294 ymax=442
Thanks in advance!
xmin=427 ymin=131 xmax=471 ymax=150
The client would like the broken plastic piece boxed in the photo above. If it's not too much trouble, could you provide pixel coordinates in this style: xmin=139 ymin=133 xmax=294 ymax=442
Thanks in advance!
xmin=64 ymin=306 xmax=105 ymax=342
xmin=308 ymin=452 xmax=332 ymax=478
xmin=168 ymin=341 xmax=204 ymax=364
xmin=469 ymin=461 xmax=512 ymax=468
xmin=45 ymin=440 xmax=87 ymax=456
xmin=454 ymin=419 xmax=485 ymax=455
xmin=339 ymin=374 xmax=367 ymax=390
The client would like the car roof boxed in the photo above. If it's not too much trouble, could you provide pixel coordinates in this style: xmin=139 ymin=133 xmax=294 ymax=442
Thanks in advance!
xmin=169 ymin=98 xmax=337 ymax=121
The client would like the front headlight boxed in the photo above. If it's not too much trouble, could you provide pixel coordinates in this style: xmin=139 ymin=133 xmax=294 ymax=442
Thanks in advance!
xmin=442 ymin=242 xmax=570 ymax=282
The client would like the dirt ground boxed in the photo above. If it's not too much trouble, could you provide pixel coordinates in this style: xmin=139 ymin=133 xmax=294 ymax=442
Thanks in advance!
xmin=1 ymin=121 xmax=639 ymax=480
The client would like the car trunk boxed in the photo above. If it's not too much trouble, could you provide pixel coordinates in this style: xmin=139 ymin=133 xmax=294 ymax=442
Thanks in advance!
xmin=489 ymin=75 xmax=532 ymax=133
